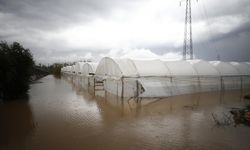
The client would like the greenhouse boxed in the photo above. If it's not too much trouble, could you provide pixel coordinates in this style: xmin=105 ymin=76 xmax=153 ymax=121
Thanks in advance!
xmin=230 ymin=62 xmax=250 ymax=89
xmin=61 ymin=57 xmax=250 ymax=98
xmin=82 ymin=62 xmax=98 ymax=76
xmin=94 ymin=57 xmax=250 ymax=98
xmin=80 ymin=62 xmax=98 ymax=90
xmin=75 ymin=62 xmax=85 ymax=74
xmin=209 ymin=61 xmax=240 ymax=90
xmin=188 ymin=60 xmax=221 ymax=92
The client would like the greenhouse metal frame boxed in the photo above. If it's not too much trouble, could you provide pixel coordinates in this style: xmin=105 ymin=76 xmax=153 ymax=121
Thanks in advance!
xmin=61 ymin=57 xmax=250 ymax=99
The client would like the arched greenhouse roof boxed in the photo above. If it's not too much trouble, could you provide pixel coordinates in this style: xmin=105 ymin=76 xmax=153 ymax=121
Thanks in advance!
xmin=230 ymin=62 xmax=250 ymax=75
xmin=63 ymin=66 xmax=66 ymax=72
xmin=75 ymin=62 xmax=85 ymax=74
xmin=96 ymin=57 xmax=250 ymax=78
xmin=246 ymin=62 xmax=250 ymax=67
xmin=67 ymin=66 xmax=71 ymax=72
xmin=61 ymin=67 xmax=65 ymax=72
xmin=95 ymin=57 xmax=138 ymax=78
xmin=95 ymin=57 xmax=172 ymax=78
xmin=82 ymin=62 xmax=98 ymax=76
xmin=64 ymin=66 xmax=72 ymax=73
xmin=133 ymin=59 xmax=170 ymax=77
xmin=188 ymin=60 xmax=220 ymax=76
xmin=209 ymin=61 xmax=240 ymax=76
xmin=164 ymin=60 xmax=197 ymax=76
xmin=71 ymin=65 xmax=76 ymax=73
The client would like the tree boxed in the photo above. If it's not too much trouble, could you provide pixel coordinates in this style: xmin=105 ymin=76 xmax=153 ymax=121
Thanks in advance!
xmin=0 ymin=41 xmax=34 ymax=100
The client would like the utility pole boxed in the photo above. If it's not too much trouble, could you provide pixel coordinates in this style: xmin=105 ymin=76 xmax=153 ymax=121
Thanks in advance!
xmin=180 ymin=0 xmax=197 ymax=60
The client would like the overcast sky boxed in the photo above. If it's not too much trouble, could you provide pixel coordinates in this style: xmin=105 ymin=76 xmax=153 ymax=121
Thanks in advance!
xmin=0 ymin=0 xmax=250 ymax=64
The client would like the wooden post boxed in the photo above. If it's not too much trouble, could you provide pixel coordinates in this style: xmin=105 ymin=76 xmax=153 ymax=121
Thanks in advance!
xmin=136 ymin=80 xmax=139 ymax=103
xmin=220 ymin=76 xmax=224 ymax=104
xmin=88 ymin=77 xmax=90 ymax=87
xmin=104 ymin=80 xmax=107 ymax=100
xmin=87 ymin=77 xmax=89 ymax=93
xmin=93 ymin=78 xmax=96 ymax=96
xmin=240 ymin=76 xmax=243 ymax=100
xmin=220 ymin=76 xmax=224 ymax=91
xmin=169 ymin=76 xmax=173 ymax=96
xmin=121 ymin=77 xmax=124 ymax=101
xmin=135 ymin=98 xmax=141 ymax=117
xmin=198 ymin=76 xmax=201 ymax=92
xmin=121 ymin=95 xmax=124 ymax=117
xmin=240 ymin=76 xmax=243 ymax=91
xmin=116 ymin=80 xmax=119 ymax=101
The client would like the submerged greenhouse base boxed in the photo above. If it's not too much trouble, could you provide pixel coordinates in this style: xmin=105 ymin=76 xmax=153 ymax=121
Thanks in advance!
xmin=61 ymin=58 xmax=250 ymax=98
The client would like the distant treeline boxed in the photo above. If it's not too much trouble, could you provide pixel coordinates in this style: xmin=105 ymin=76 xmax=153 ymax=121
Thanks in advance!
xmin=0 ymin=41 xmax=75 ymax=101
xmin=0 ymin=41 xmax=34 ymax=100
xmin=36 ymin=62 xmax=73 ymax=77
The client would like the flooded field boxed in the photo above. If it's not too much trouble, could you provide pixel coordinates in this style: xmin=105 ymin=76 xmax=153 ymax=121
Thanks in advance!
xmin=1 ymin=75 xmax=250 ymax=150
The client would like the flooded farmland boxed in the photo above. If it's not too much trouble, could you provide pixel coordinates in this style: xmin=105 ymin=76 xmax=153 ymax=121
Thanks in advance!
xmin=1 ymin=75 xmax=250 ymax=150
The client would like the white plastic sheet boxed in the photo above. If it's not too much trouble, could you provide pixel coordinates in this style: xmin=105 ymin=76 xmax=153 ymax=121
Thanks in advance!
xmin=82 ymin=62 xmax=98 ymax=76
xmin=75 ymin=62 xmax=85 ymax=74
xmin=63 ymin=58 xmax=250 ymax=98
xmin=210 ymin=61 xmax=239 ymax=76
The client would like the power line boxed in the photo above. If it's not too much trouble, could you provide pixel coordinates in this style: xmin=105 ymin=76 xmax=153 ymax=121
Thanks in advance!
xmin=199 ymin=0 xmax=221 ymax=60
xmin=181 ymin=0 xmax=221 ymax=60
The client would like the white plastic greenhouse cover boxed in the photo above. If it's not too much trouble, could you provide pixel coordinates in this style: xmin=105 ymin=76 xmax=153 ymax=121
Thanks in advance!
xmin=62 ymin=58 xmax=250 ymax=98
xmin=133 ymin=59 xmax=170 ymax=76
xmin=188 ymin=60 xmax=220 ymax=76
xmin=230 ymin=62 xmax=250 ymax=75
xmin=64 ymin=66 xmax=71 ymax=73
xmin=96 ymin=57 xmax=173 ymax=78
xmin=71 ymin=65 xmax=76 ymax=73
xmin=62 ymin=67 xmax=66 ymax=72
xmin=246 ymin=62 xmax=250 ymax=67
xmin=82 ymin=62 xmax=98 ymax=76
xmin=96 ymin=57 xmax=248 ymax=78
xmin=75 ymin=62 xmax=85 ymax=74
xmin=164 ymin=61 xmax=197 ymax=76
xmin=210 ymin=61 xmax=240 ymax=76
xmin=95 ymin=57 xmax=138 ymax=78
xmin=66 ymin=66 xmax=71 ymax=72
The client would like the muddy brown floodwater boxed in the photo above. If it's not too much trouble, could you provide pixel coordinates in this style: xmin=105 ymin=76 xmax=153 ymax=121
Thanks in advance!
xmin=1 ymin=75 xmax=250 ymax=150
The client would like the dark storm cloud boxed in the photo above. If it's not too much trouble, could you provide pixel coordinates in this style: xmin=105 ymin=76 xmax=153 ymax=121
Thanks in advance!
xmin=210 ymin=21 xmax=250 ymax=43
xmin=193 ymin=20 xmax=250 ymax=61
xmin=201 ymin=0 xmax=250 ymax=18
xmin=165 ymin=0 xmax=250 ymax=61
xmin=0 ymin=0 xmax=138 ymax=30
xmin=195 ymin=33 xmax=250 ymax=62
xmin=0 ymin=0 xmax=249 ymax=63
xmin=0 ymin=0 xmax=142 ymax=63
xmin=192 ymin=0 xmax=250 ymax=22
xmin=144 ymin=19 xmax=250 ymax=62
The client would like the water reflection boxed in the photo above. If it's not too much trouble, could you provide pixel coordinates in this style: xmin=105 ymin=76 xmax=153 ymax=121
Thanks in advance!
xmin=39 ymin=76 xmax=250 ymax=149
xmin=1 ymin=75 xmax=250 ymax=150
xmin=0 ymin=97 xmax=35 ymax=150
xmin=65 ymin=75 xmax=250 ymax=120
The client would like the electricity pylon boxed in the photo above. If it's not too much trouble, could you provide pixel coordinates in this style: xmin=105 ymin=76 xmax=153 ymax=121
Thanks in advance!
xmin=180 ymin=0 xmax=197 ymax=60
